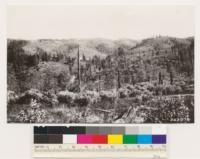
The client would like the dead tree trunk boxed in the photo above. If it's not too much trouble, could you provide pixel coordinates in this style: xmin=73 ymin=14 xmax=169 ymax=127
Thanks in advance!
xmin=77 ymin=46 xmax=81 ymax=92
xmin=117 ymin=69 xmax=121 ymax=89
xmin=98 ymin=56 xmax=101 ymax=92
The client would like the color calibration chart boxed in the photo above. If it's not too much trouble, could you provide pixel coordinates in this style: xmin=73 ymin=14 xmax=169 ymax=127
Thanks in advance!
xmin=33 ymin=126 xmax=167 ymax=159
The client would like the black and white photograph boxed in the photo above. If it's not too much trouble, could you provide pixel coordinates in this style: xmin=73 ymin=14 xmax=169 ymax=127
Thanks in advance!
xmin=7 ymin=5 xmax=194 ymax=123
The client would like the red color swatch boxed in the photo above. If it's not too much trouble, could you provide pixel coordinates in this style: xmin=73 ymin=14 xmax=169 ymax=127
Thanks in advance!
xmin=92 ymin=135 xmax=107 ymax=144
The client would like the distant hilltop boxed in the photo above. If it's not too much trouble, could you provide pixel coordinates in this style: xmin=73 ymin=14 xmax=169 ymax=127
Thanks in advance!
xmin=7 ymin=36 xmax=193 ymax=59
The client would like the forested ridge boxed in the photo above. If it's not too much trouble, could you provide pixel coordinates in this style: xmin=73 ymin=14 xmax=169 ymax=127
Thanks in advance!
xmin=7 ymin=36 xmax=194 ymax=123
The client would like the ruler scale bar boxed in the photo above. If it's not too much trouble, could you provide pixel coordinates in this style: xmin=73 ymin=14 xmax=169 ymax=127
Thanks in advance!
xmin=33 ymin=144 xmax=166 ymax=159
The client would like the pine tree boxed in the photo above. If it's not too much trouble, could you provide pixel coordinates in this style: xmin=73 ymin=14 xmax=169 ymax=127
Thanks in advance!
xmin=170 ymin=71 xmax=173 ymax=85
xmin=82 ymin=54 xmax=86 ymax=61
xmin=159 ymin=72 xmax=163 ymax=84
xmin=117 ymin=69 xmax=121 ymax=89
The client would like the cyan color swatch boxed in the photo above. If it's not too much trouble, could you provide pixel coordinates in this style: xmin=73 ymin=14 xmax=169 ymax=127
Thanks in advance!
xmin=137 ymin=135 xmax=152 ymax=144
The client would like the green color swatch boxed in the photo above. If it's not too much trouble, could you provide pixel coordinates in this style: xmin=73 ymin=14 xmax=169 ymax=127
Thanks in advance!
xmin=123 ymin=135 xmax=137 ymax=144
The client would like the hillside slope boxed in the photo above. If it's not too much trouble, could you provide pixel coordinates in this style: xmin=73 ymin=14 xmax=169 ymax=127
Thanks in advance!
xmin=7 ymin=36 xmax=194 ymax=93
xmin=7 ymin=36 xmax=194 ymax=123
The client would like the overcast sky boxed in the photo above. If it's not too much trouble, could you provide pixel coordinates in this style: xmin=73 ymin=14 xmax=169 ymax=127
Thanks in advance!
xmin=7 ymin=5 xmax=194 ymax=40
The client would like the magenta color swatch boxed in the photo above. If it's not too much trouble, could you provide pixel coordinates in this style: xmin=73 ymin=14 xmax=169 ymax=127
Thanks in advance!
xmin=77 ymin=135 xmax=93 ymax=144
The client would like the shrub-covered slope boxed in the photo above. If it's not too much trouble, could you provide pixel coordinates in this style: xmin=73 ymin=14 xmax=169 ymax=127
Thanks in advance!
xmin=7 ymin=36 xmax=194 ymax=123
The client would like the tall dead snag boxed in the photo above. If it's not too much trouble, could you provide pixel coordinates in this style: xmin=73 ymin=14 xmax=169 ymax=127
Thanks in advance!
xmin=98 ymin=56 xmax=101 ymax=93
xmin=77 ymin=45 xmax=81 ymax=92
xmin=117 ymin=48 xmax=121 ymax=90
xmin=117 ymin=69 xmax=121 ymax=90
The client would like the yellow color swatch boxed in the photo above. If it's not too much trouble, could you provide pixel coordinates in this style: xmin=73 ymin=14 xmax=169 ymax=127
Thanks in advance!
xmin=108 ymin=135 xmax=123 ymax=144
